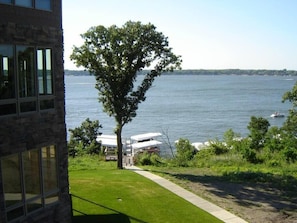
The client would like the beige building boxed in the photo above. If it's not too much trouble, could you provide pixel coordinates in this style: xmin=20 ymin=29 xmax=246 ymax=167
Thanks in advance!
xmin=0 ymin=1 xmax=72 ymax=222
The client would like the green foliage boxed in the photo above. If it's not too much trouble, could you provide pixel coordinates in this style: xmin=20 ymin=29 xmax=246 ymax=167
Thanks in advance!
xmin=247 ymin=116 xmax=270 ymax=150
xmin=207 ymin=139 xmax=229 ymax=155
xmin=282 ymin=109 xmax=297 ymax=137
xmin=68 ymin=118 xmax=102 ymax=157
xmin=70 ymin=21 xmax=182 ymax=169
xmin=134 ymin=152 xmax=164 ymax=166
xmin=173 ymin=138 xmax=197 ymax=167
xmin=241 ymin=147 xmax=261 ymax=164
xmin=192 ymin=149 xmax=214 ymax=168
xmin=282 ymin=147 xmax=297 ymax=163
xmin=223 ymin=128 xmax=241 ymax=148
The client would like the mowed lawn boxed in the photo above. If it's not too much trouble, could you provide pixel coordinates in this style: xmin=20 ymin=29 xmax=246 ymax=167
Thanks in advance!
xmin=69 ymin=156 xmax=222 ymax=223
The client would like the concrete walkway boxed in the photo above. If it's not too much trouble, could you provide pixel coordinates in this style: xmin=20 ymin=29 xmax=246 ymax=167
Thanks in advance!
xmin=125 ymin=165 xmax=248 ymax=223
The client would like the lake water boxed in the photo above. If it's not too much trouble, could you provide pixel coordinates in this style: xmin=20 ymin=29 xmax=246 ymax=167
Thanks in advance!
xmin=65 ymin=74 xmax=297 ymax=145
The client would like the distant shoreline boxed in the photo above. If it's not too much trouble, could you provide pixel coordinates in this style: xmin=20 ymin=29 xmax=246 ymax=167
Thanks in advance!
xmin=65 ymin=69 xmax=297 ymax=76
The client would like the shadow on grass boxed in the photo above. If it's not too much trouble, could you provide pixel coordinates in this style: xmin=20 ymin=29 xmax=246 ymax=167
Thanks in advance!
xmin=71 ymin=194 xmax=147 ymax=223
xmin=149 ymin=169 xmax=297 ymax=212
xmin=73 ymin=214 xmax=130 ymax=223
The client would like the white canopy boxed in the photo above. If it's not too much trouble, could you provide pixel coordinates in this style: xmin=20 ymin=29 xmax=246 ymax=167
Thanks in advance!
xmin=131 ymin=140 xmax=162 ymax=150
xmin=96 ymin=135 xmax=117 ymax=147
xmin=130 ymin=132 xmax=162 ymax=141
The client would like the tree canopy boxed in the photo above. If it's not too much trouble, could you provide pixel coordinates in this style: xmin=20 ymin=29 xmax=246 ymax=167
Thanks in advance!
xmin=70 ymin=21 xmax=182 ymax=168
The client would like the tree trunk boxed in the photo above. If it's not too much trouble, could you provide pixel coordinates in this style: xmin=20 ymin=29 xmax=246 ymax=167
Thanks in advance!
xmin=116 ymin=125 xmax=123 ymax=169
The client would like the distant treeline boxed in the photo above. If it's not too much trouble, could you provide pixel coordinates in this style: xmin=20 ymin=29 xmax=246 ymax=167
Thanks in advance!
xmin=65 ymin=69 xmax=297 ymax=76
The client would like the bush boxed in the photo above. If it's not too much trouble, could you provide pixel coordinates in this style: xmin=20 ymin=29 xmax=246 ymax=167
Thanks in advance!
xmin=133 ymin=152 xmax=164 ymax=166
xmin=282 ymin=147 xmax=297 ymax=163
xmin=174 ymin=138 xmax=197 ymax=167
xmin=192 ymin=149 xmax=214 ymax=167
xmin=208 ymin=140 xmax=229 ymax=155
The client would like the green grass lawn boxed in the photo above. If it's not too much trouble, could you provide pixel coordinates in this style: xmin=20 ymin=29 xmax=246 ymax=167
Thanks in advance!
xmin=69 ymin=156 xmax=222 ymax=223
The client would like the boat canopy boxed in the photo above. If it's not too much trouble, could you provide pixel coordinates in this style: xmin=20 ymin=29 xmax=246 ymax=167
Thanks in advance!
xmin=96 ymin=135 xmax=117 ymax=147
xmin=130 ymin=132 xmax=162 ymax=141
xmin=131 ymin=140 xmax=162 ymax=150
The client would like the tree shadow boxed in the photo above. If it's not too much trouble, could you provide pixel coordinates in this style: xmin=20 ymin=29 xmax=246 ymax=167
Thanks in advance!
xmin=150 ymin=169 xmax=297 ymax=212
xmin=71 ymin=194 xmax=147 ymax=223
xmin=73 ymin=214 xmax=131 ymax=223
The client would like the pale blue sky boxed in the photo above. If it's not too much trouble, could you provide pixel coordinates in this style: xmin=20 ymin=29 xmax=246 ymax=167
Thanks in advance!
xmin=63 ymin=0 xmax=297 ymax=70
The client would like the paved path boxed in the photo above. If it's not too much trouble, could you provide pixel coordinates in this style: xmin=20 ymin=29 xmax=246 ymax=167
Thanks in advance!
xmin=125 ymin=165 xmax=248 ymax=223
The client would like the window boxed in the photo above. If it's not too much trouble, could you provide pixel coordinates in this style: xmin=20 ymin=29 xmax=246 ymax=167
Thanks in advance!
xmin=23 ymin=149 xmax=42 ymax=213
xmin=17 ymin=46 xmax=35 ymax=98
xmin=37 ymin=48 xmax=53 ymax=95
xmin=17 ymin=46 xmax=37 ymax=113
xmin=0 ymin=45 xmax=55 ymax=115
xmin=35 ymin=0 xmax=51 ymax=11
xmin=1 ymin=154 xmax=24 ymax=221
xmin=38 ymin=48 xmax=54 ymax=110
xmin=0 ymin=0 xmax=12 ymax=4
xmin=15 ymin=0 xmax=33 ymax=8
xmin=1 ymin=146 xmax=59 ymax=222
xmin=0 ymin=45 xmax=16 ymax=115
xmin=42 ymin=145 xmax=59 ymax=204
xmin=0 ymin=0 xmax=51 ymax=11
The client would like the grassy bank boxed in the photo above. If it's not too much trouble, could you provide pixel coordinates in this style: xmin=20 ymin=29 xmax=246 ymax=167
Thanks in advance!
xmin=69 ymin=156 xmax=222 ymax=223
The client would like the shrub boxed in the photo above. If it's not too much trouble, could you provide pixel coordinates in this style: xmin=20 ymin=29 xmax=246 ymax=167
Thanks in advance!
xmin=208 ymin=140 xmax=229 ymax=155
xmin=133 ymin=152 xmax=164 ymax=166
xmin=282 ymin=147 xmax=297 ymax=163
xmin=174 ymin=138 xmax=197 ymax=167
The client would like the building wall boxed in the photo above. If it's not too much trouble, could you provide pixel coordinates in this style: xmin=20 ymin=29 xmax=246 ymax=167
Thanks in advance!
xmin=0 ymin=1 xmax=71 ymax=223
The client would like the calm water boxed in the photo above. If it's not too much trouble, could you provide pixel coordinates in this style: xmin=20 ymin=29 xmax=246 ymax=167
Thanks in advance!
xmin=65 ymin=74 xmax=297 ymax=144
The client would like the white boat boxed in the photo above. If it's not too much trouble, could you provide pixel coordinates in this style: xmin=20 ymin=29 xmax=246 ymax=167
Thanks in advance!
xmin=270 ymin=112 xmax=285 ymax=118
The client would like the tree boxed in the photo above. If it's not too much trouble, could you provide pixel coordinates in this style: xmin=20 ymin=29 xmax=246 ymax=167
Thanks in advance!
xmin=68 ymin=118 xmax=102 ymax=157
xmin=70 ymin=21 xmax=182 ymax=169
xmin=282 ymin=83 xmax=297 ymax=137
xmin=247 ymin=116 xmax=270 ymax=150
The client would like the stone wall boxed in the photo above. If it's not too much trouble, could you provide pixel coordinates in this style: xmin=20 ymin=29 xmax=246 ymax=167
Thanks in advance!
xmin=0 ymin=1 xmax=71 ymax=222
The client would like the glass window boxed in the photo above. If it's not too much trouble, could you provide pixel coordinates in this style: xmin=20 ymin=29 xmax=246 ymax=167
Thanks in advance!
xmin=35 ymin=0 xmax=51 ymax=10
xmin=1 ymin=146 xmax=59 ymax=220
xmin=22 ymin=149 xmax=41 ymax=198
xmin=45 ymin=193 xmax=58 ymax=205
xmin=0 ymin=0 xmax=12 ymax=4
xmin=40 ymin=99 xmax=54 ymax=110
xmin=42 ymin=145 xmax=58 ymax=192
xmin=27 ymin=197 xmax=42 ymax=213
xmin=37 ymin=48 xmax=53 ymax=95
xmin=20 ymin=101 xmax=36 ymax=113
xmin=45 ymin=49 xmax=53 ymax=94
xmin=1 ymin=154 xmax=23 ymax=208
xmin=0 ymin=45 xmax=15 ymax=99
xmin=17 ymin=46 xmax=36 ymax=98
xmin=6 ymin=207 xmax=25 ymax=222
xmin=15 ymin=0 xmax=33 ymax=7
xmin=37 ymin=49 xmax=44 ymax=94
xmin=0 ymin=104 xmax=16 ymax=115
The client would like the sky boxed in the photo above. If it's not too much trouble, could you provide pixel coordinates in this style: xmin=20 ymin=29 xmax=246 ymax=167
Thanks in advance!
xmin=62 ymin=0 xmax=297 ymax=70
